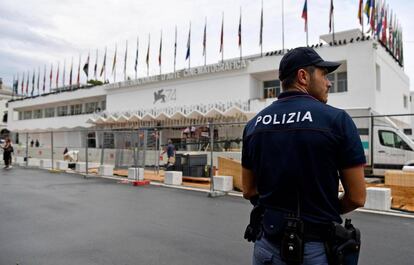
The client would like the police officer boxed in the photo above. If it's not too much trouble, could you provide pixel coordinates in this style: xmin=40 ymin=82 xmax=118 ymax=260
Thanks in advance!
xmin=242 ymin=47 xmax=366 ymax=265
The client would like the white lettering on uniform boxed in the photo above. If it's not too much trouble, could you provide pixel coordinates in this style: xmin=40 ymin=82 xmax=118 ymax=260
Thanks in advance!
xmin=262 ymin=115 xmax=272 ymax=124
xmin=254 ymin=111 xmax=314 ymax=126
xmin=302 ymin=111 xmax=313 ymax=122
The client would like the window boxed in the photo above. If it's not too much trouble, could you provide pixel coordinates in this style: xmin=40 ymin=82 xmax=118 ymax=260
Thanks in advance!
xmin=263 ymin=80 xmax=281 ymax=99
xmin=101 ymin=100 xmax=106 ymax=111
xmin=57 ymin=106 xmax=68 ymax=117
xmin=33 ymin=109 xmax=43 ymax=119
xmin=85 ymin=102 xmax=99 ymax=114
xmin=404 ymin=129 xmax=412 ymax=136
xmin=87 ymin=132 xmax=96 ymax=148
xmin=337 ymin=72 xmax=348 ymax=92
xmin=70 ymin=104 xmax=82 ymax=115
xmin=18 ymin=111 xmax=23 ymax=120
xmin=327 ymin=73 xmax=336 ymax=92
xmin=103 ymin=132 xmax=114 ymax=148
xmin=379 ymin=130 xmax=412 ymax=151
xmin=23 ymin=111 xmax=32 ymax=120
xmin=45 ymin=108 xmax=55 ymax=118
xmin=327 ymin=72 xmax=347 ymax=93
xmin=403 ymin=95 xmax=408 ymax=109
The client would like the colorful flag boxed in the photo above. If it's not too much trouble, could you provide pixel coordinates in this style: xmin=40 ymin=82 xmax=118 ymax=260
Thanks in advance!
xmin=49 ymin=64 xmax=53 ymax=89
xmin=238 ymin=9 xmax=242 ymax=48
xmin=112 ymin=45 xmax=117 ymax=75
xmin=302 ymin=0 xmax=308 ymax=31
xmin=376 ymin=1 xmax=384 ymax=37
xmin=203 ymin=19 xmax=207 ymax=56
xmin=56 ymin=62 xmax=59 ymax=89
xmin=220 ymin=14 xmax=224 ymax=53
xmin=185 ymin=23 xmax=191 ymax=60
xmin=358 ymin=0 xmax=363 ymax=26
xmin=83 ymin=52 xmax=90 ymax=77
xmin=381 ymin=5 xmax=387 ymax=44
xmin=134 ymin=37 xmax=139 ymax=74
xmin=158 ymin=32 xmax=162 ymax=66
xmin=364 ymin=0 xmax=371 ymax=21
xmin=62 ymin=60 xmax=66 ymax=87
xmin=329 ymin=0 xmax=334 ymax=33
xmin=94 ymin=49 xmax=98 ymax=79
xmin=370 ymin=0 xmax=376 ymax=33
xmin=388 ymin=9 xmax=393 ymax=51
xmin=100 ymin=47 xmax=106 ymax=77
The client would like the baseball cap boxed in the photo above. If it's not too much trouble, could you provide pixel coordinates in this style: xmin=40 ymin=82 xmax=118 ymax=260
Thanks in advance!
xmin=278 ymin=47 xmax=341 ymax=81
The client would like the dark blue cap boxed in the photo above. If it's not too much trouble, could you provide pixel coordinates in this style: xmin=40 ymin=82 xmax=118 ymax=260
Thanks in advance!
xmin=278 ymin=47 xmax=341 ymax=81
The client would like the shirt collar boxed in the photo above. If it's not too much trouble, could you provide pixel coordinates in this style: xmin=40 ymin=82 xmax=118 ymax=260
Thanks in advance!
xmin=277 ymin=90 xmax=309 ymax=99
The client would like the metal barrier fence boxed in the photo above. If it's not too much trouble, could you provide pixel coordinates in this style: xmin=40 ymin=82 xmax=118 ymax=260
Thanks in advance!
xmin=2 ymin=111 xmax=414 ymax=192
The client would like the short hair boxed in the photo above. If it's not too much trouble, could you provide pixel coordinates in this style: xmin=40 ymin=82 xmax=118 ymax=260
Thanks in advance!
xmin=281 ymin=66 xmax=316 ymax=91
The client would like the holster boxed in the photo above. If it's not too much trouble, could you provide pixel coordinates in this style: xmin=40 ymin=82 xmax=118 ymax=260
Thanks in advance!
xmin=244 ymin=205 xmax=265 ymax=242
xmin=325 ymin=219 xmax=361 ymax=265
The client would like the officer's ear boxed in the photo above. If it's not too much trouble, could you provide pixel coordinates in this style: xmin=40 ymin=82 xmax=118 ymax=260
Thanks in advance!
xmin=296 ymin=68 xmax=310 ymax=87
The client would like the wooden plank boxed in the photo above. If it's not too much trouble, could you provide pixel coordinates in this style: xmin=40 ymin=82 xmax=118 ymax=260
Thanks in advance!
xmin=385 ymin=170 xmax=414 ymax=187
xmin=217 ymin=156 xmax=242 ymax=191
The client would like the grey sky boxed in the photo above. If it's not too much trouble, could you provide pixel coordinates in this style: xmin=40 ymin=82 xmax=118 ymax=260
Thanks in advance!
xmin=1 ymin=0 xmax=413 ymax=91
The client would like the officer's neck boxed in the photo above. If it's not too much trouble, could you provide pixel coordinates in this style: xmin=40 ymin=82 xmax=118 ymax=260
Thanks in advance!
xmin=285 ymin=84 xmax=309 ymax=95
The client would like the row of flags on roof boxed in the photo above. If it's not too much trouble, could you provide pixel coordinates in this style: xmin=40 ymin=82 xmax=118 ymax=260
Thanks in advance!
xmin=12 ymin=0 xmax=404 ymax=97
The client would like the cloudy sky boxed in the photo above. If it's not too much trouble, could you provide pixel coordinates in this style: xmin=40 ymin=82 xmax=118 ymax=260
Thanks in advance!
xmin=1 ymin=0 xmax=413 ymax=92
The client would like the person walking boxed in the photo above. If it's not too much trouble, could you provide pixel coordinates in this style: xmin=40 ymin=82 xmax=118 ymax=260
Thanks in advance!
xmin=1 ymin=138 xmax=14 ymax=169
xmin=242 ymin=47 xmax=366 ymax=265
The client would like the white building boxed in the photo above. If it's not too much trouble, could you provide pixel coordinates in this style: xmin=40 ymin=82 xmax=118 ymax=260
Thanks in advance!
xmin=0 ymin=78 xmax=13 ymax=138
xmin=6 ymin=29 xmax=411 ymax=150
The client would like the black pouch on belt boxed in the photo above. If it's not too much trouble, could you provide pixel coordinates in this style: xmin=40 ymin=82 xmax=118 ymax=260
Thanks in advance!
xmin=326 ymin=219 xmax=361 ymax=265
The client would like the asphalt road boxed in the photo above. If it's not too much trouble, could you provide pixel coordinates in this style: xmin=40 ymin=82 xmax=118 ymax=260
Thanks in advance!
xmin=0 ymin=167 xmax=413 ymax=265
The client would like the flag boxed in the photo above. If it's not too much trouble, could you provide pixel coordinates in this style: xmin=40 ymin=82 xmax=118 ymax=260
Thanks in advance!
xmin=94 ymin=49 xmax=98 ymax=79
xmin=220 ymin=14 xmax=224 ymax=53
xmin=174 ymin=26 xmax=177 ymax=70
xmin=56 ymin=63 xmax=59 ymax=88
xmin=77 ymin=55 xmax=81 ymax=87
xmin=185 ymin=23 xmax=191 ymax=60
xmin=83 ymin=53 xmax=90 ymax=77
xmin=388 ymin=9 xmax=393 ymax=51
xmin=112 ymin=45 xmax=117 ymax=75
xmin=134 ymin=37 xmax=139 ymax=74
xmin=364 ymin=0 xmax=371 ymax=21
xmin=329 ymin=0 xmax=334 ymax=33
xmin=62 ymin=61 xmax=66 ymax=87
xmin=26 ymin=70 xmax=29 ymax=94
xmin=203 ymin=19 xmax=207 ymax=56
xmin=358 ymin=0 xmax=363 ymax=26
xmin=259 ymin=2 xmax=263 ymax=46
xmin=49 ymin=64 xmax=53 ymax=89
xmin=31 ymin=69 xmax=35 ymax=95
xmin=302 ymin=0 xmax=308 ymax=32
xmin=381 ymin=5 xmax=387 ymax=44
xmin=100 ymin=47 xmax=106 ymax=77
xmin=238 ymin=9 xmax=242 ymax=47
xmin=36 ymin=66 xmax=40 ymax=93
xmin=376 ymin=1 xmax=384 ymax=37
xmin=370 ymin=0 xmax=376 ymax=33
xmin=158 ymin=32 xmax=162 ymax=66
xmin=124 ymin=40 xmax=128 ymax=79
xmin=15 ymin=73 xmax=19 ymax=95
xmin=146 ymin=35 xmax=150 ymax=68
xmin=21 ymin=72 xmax=24 ymax=94
xmin=69 ymin=58 xmax=73 ymax=86
xmin=43 ymin=65 xmax=46 ymax=92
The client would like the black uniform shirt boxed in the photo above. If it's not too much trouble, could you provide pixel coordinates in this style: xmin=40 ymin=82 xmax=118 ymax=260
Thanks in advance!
xmin=242 ymin=91 xmax=366 ymax=224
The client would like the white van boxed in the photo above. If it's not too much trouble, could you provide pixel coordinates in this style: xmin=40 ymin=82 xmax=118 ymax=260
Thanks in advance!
xmin=345 ymin=108 xmax=414 ymax=176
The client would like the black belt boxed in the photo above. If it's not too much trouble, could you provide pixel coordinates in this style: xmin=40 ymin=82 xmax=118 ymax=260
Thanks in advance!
xmin=264 ymin=221 xmax=332 ymax=243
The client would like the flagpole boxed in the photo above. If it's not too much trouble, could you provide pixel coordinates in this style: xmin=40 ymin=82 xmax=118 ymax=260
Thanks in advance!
xmin=159 ymin=30 xmax=162 ymax=76
xmin=189 ymin=21 xmax=191 ymax=69
xmin=282 ymin=0 xmax=285 ymax=53
xmin=37 ymin=66 xmax=40 ymax=95
xmin=95 ymin=49 xmax=98 ymax=80
xmin=135 ymin=37 xmax=139 ymax=79
xmin=204 ymin=17 xmax=207 ymax=66
xmin=174 ymin=26 xmax=177 ymax=73
xmin=104 ymin=47 xmax=107 ymax=82
xmin=261 ymin=0 xmax=263 ymax=57
xmin=222 ymin=12 xmax=224 ymax=63
xmin=124 ymin=40 xmax=128 ymax=81
xmin=147 ymin=34 xmax=150 ymax=77
xmin=239 ymin=6 xmax=242 ymax=61
xmin=306 ymin=0 xmax=309 ymax=47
